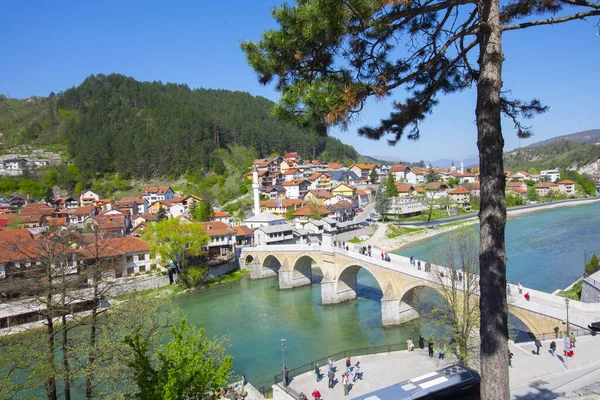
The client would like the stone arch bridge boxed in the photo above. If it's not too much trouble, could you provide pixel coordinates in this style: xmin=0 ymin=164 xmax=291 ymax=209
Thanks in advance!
xmin=241 ymin=244 xmax=599 ymax=336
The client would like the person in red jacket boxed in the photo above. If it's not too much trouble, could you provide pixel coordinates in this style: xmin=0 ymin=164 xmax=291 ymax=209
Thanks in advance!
xmin=312 ymin=389 xmax=322 ymax=400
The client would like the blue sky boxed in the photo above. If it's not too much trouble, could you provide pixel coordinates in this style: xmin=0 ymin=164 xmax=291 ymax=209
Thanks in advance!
xmin=1 ymin=1 xmax=598 ymax=162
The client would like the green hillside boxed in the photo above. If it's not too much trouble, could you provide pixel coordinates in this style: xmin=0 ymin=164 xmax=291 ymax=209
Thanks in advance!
xmin=504 ymin=140 xmax=600 ymax=172
xmin=0 ymin=74 xmax=360 ymax=179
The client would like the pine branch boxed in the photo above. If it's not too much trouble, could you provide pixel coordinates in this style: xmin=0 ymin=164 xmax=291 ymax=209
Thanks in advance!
xmin=503 ymin=10 xmax=600 ymax=31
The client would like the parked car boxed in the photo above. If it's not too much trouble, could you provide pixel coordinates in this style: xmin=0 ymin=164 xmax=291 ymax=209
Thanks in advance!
xmin=359 ymin=221 xmax=369 ymax=227
xmin=357 ymin=208 xmax=364 ymax=213
xmin=366 ymin=218 xmax=373 ymax=223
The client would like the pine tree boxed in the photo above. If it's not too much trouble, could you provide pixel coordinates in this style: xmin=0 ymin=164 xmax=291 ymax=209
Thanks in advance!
xmin=369 ymin=168 xmax=379 ymax=184
xmin=242 ymin=3 xmax=600 ymax=395
xmin=385 ymin=174 xmax=398 ymax=198
xmin=157 ymin=207 xmax=167 ymax=222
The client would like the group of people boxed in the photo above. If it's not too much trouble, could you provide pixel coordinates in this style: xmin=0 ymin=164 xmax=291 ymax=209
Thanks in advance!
xmin=409 ymin=256 xmax=432 ymax=272
xmin=506 ymin=281 xmax=532 ymax=301
xmin=358 ymin=245 xmax=372 ymax=257
xmin=407 ymin=335 xmax=447 ymax=360
xmin=311 ymin=356 xmax=362 ymax=398
xmin=334 ymin=240 xmax=350 ymax=251
xmin=380 ymin=251 xmax=391 ymax=262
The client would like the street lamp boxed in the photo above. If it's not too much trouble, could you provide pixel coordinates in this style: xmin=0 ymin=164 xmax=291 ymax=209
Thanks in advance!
xmin=281 ymin=337 xmax=287 ymax=387
xmin=565 ymin=298 xmax=570 ymax=369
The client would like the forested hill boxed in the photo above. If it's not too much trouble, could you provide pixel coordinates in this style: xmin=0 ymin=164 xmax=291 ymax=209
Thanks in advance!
xmin=57 ymin=74 xmax=361 ymax=177
xmin=504 ymin=140 xmax=600 ymax=172
xmin=1 ymin=74 xmax=360 ymax=178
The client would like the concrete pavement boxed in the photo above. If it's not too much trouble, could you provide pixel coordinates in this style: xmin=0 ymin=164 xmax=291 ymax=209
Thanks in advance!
xmin=285 ymin=335 xmax=600 ymax=400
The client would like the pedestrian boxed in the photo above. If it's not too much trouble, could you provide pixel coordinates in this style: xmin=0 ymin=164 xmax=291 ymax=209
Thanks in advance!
xmin=534 ymin=338 xmax=541 ymax=355
xmin=342 ymin=372 xmax=350 ymax=396
xmin=346 ymin=245 xmax=349 ymax=251
xmin=518 ymin=282 xmax=523 ymax=294
xmin=407 ymin=338 xmax=414 ymax=352
xmin=438 ymin=343 xmax=445 ymax=360
xmin=242 ymin=375 xmax=248 ymax=387
xmin=312 ymin=389 xmax=321 ymax=400
xmin=353 ymin=361 xmax=361 ymax=382
xmin=426 ymin=260 xmax=431 ymax=272
xmin=508 ymin=349 xmax=514 ymax=367
xmin=417 ymin=260 xmax=421 ymax=270
xmin=458 ymin=271 xmax=463 ymax=282
xmin=327 ymin=367 xmax=335 ymax=388
xmin=381 ymin=251 xmax=384 ymax=260
xmin=346 ymin=357 xmax=351 ymax=368
xmin=299 ymin=392 xmax=308 ymax=400
xmin=428 ymin=339 xmax=434 ymax=358
xmin=506 ymin=284 xmax=511 ymax=296
xmin=419 ymin=335 xmax=425 ymax=350
xmin=284 ymin=366 xmax=289 ymax=386
xmin=524 ymin=292 xmax=530 ymax=301
xmin=328 ymin=356 xmax=334 ymax=371
xmin=570 ymin=331 xmax=576 ymax=348
xmin=550 ymin=341 xmax=556 ymax=356
xmin=315 ymin=363 xmax=321 ymax=382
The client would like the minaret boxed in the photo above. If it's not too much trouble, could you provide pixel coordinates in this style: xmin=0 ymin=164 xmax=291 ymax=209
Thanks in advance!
xmin=252 ymin=166 xmax=260 ymax=216
xmin=451 ymin=161 xmax=456 ymax=172
xmin=460 ymin=161 xmax=464 ymax=174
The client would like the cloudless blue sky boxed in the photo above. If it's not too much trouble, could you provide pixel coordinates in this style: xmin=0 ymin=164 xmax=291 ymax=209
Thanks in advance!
xmin=1 ymin=1 xmax=598 ymax=162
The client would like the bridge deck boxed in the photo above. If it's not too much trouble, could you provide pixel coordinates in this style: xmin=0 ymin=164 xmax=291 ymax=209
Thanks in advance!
xmin=242 ymin=244 xmax=600 ymax=329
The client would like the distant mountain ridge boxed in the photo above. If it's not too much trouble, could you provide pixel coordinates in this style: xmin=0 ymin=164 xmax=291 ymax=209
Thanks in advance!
xmin=524 ymin=129 xmax=600 ymax=148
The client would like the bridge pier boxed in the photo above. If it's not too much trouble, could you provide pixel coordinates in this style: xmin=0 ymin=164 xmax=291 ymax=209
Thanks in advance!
xmin=248 ymin=262 xmax=278 ymax=280
xmin=382 ymin=298 xmax=419 ymax=326
xmin=321 ymin=280 xmax=357 ymax=304
xmin=279 ymin=269 xmax=312 ymax=289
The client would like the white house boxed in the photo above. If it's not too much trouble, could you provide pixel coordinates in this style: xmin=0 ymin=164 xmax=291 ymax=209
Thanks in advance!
xmin=79 ymin=190 xmax=100 ymax=206
xmin=282 ymin=180 xmax=310 ymax=199
xmin=3 ymin=158 xmax=27 ymax=171
xmin=387 ymin=197 xmax=426 ymax=217
xmin=541 ymin=169 xmax=560 ymax=183
xmin=142 ymin=186 xmax=175 ymax=203
xmin=389 ymin=164 xmax=408 ymax=181
xmin=283 ymin=169 xmax=303 ymax=182
xmin=557 ymin=180 xmax=576 ymax=196
xmin=254 ymin=223 xmax=295 ymax=245
xmin=169 ymin=203 xmax=186 ymax=219
xmin=405 ymin=168 xmax=426 ymax=184
xmin=243 ymin=212 xmax=287 ymax=229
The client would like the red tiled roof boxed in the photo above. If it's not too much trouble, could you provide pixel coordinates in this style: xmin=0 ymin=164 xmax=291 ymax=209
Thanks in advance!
xmin=233 ymin=225 xmax=254 ymax=237
xmin=143 ymin=186 xmax=171 ymax=195
xmin=305 ymin=189 xmax=332 ymax=199
xmin=293 ymin=205 xmax=334 ymax=217
xmin=558 ymin=180 xmax=575 ymax=184
xmin=389 ymin=164 xmax=407 ymax=172
xmin=283 ymin=169 xmax=300 ymax=175
xmin=351 ymin=163 xmax=376 ymax=170
xmin=536 ymin=182 xmax=558 ymax=188
xmin=448 ymin=187 xmax=470 ymax=194
xmin=282 ymin=180 xmax=307 ymax=186
xmin=260 ymin=199 xmax=306 ymax=208
xmin=394 ymin=183 xmax=414 ymax=193
xmin=198 ymin=221 xmax=235 ymax=237
xmin=210 ymin=211 xmax=231 ymax=218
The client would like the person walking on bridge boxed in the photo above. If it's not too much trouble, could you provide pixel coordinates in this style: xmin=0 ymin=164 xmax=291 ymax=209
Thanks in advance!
xmin=342 ymin=372 xmax=350 ymax=396
xmin=428 ymin=339 xmax=434 ymax=358
xmin=327 ymin=367 xmax=335 ymax=389
xmin=419 ymin=335 xmax=425 ymax=350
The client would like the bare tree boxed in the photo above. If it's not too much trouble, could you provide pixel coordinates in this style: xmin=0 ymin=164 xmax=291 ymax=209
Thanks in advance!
xmin=428 ymin=226 xmax=480 ymax=365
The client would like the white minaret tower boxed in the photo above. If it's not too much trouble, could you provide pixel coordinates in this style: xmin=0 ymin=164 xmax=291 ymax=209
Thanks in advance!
xmin=460 ymin=161 xmax=464 ymax=174
xmin=252 ymin=166 xmax=260 ymax=216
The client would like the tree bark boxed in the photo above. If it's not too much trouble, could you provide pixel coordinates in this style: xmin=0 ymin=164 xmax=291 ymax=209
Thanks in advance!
xmin=476 ymin=0 xmax=509 ymax=398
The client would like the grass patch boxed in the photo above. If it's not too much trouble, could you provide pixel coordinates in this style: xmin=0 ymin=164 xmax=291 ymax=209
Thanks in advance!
xmin=556 ymin=279 xmax=583 ymax=301
xmin=386 ymin=225 xmax=424 ymax=238
xmin=348 ymin=237 xmax=363 ymax=243
xmin=205 ymin=269 xmax=248 ymax=287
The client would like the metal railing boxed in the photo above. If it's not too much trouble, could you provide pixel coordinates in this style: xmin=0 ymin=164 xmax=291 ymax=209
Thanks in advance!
xmin=273 ymin=342 xmax=408 ymax=394
xmin=529 ymin=327 xmax=595 ymax=341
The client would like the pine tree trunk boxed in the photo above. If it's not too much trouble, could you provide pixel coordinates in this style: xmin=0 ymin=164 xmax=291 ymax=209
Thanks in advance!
xmin=476 ymin=0 xmax=509 ymax=397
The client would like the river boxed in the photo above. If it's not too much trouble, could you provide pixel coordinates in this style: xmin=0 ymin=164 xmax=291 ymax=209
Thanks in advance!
xmin=172 ymin=201 xmax=600 ymax=390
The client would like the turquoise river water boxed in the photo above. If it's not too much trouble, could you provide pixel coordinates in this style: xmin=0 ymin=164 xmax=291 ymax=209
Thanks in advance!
xmin=172 ymin=201 xmax=600 ymax=390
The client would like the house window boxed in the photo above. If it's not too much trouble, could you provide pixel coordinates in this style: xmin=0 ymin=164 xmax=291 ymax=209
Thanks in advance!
xmin=127 ymin=266 xmax=135 ymax=275
xmin=126 ymin=255 xmax=133 ymax=263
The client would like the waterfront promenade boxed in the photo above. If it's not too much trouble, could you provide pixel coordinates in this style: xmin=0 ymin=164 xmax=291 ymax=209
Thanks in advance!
xmin=284 ymin=334 xmax=600 ymax=399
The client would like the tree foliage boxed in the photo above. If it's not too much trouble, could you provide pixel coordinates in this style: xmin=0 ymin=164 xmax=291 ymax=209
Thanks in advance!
xmin=385 ymin=174 xmax=398 ymax=198
xmin=142 ymin=218 xmax=210 ymax=286
xmin=52 ymin=74 xmax=359 ymax=178
xmin=374 ymin=184 xmax=390 ymax=219
xmin=125 ymin=318 xmax=233 ymax=400
xmin=586 ymin=253 xmax=600 ymax=276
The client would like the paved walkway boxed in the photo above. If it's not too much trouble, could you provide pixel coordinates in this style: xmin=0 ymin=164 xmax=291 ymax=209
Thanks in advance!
xmin=286 ymin=335 xmax=600 ymax=399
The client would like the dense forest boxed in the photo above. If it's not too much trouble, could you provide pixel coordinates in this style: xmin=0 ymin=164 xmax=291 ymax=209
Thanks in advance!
xmin=0 ymin=74 xmax=360 ymax=179
xmin=57 ymin=74 xmax=359 ymax=178
xmin=504 ymin=140 xmax=600 ymax=172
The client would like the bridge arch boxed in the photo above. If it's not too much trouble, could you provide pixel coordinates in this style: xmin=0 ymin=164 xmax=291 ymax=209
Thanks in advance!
xmin=321 ymin=262 xmax=387 ymax=305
